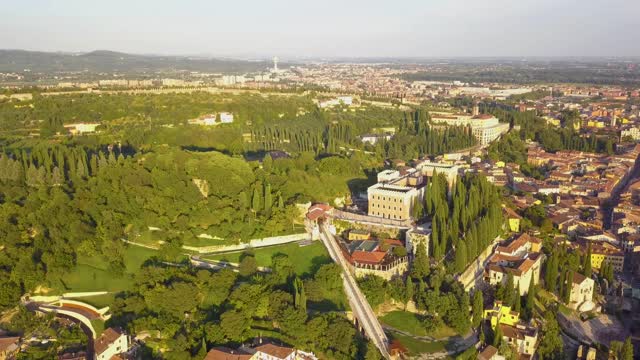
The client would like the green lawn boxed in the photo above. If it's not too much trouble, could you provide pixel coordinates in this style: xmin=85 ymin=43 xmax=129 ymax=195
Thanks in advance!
xmin=380 ymin=311 xmax=427 ymax=336
xmin=74 ymin=293 xmax=116 ymax=309
xmin=428 ymin=325 xmax=457 ymax=339
xmin=205 ymin=241 xmax=331 ymax=276
xmin=380 ymin=311 xmax=458 ymax=339
xmin=60 ymin=245 xmax=160 ymax=293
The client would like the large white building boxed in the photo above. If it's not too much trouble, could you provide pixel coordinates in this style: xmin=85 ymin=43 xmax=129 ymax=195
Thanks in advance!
xmin=319 ymin=96 xmax=353 ymax=108
xmin=430 ymin=112 xmax=509 ymax=145
xmin=368 ymin=170 xmax=426 ymax=220
xmin=414 ymin=161 xmax=461 ymax=186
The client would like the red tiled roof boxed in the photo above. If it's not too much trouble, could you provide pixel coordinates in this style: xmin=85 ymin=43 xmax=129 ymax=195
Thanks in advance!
xmin=94 ymin=328 xmax=124 ymax=356
xmin=0 ymin=336 xmax=19 ymax=352
xmin=351 ymin=251 xmax=386 ymax=264
xmin=478 ymin=345 xmax=498 ymax=360
xmin=306 ymin=203 xmax=333 ymax=220
xmin=254 ymin=343 xmax=295 ymax=359
xmin=204 ymin=347 xmax=253 ymax=360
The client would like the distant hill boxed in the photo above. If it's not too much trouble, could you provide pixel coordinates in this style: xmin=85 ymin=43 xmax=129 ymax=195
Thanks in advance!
xmin=0 ymin=49 xmax=273 ymax=74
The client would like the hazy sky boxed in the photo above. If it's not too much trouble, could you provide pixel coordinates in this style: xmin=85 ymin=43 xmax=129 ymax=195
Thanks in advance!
xmin=1 ymin=0 xmax=639 ymax=58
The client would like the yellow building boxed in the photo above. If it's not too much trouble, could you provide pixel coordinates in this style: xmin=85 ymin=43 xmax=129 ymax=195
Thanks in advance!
xmin=484 ymin=301 xmax=520 ymax=327
xmin=502 ymin=206 xmax=522 ymax=233
xmin=590 ymin=243 xmax=624 ymax=273
xmin=348 ymin=229 xmax=371 ymax=241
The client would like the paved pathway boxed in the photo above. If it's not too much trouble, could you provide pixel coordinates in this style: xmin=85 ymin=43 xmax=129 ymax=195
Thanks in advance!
xmin=319 ymin=223 xmax=390 ymax=359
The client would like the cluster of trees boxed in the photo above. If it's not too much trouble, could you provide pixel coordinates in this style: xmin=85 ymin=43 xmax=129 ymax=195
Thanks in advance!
xmin=107 ymin=257 xmax=372 ymax=360
xmin=486 ymin=105 xmax=617 ymax=156
xmin=0 ymin=92 xmax=316 ymax=131
xmin=495 ymin=274 xmax=537 ymax=321
xmin=542 ymin=242 xmax=614 ymax=303
xmin=0 ymin=144 xmax=127 ymax=187
xmin=377 ymin=109 xmax=476 ymax=159
xmin=0 ymin=143 xmax=381 ymax=305
xmin=610 ymin=337 xmax=635 ymax=360
xmin=420 ymin=173 xmax=503 ymax=273
xmin=358 ymin=270 xmax=473 ymax=335
xmin=248 ymin=107 xmax=476 ymax=159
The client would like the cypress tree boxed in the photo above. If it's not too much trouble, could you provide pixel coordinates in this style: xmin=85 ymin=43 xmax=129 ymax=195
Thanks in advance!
xmin=455 ymin=241 xmax=467 ymax=273
xmin=252 ymin=187 xmax=261 ymax=213
xmin=583 ymin=243 xmax=592 ymax=278
xmin=405 ymin=278 xmax=414 ymax=307
xmin=264 ymin=183 xmax=272 ymax=215
xmin=524 ymin=279 xmax=535 ymax=319
xmin=493 ymin=323 xmax=503 ymax=347
xmin=621 ymin=337 xmax=633 ymax=360
xmin=545 ymin=252 xmax=558 ymax=292
xmin=472 ymin=290 xmax=484 ymax=329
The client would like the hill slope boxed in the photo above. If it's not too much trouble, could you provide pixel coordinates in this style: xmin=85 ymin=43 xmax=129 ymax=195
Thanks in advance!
xmin=0 ymin=49 xmax=272 ymax=74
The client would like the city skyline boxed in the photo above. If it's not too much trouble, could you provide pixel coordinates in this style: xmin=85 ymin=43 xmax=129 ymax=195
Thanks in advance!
xmin=2 ymin=0 xmax=639 ymax=58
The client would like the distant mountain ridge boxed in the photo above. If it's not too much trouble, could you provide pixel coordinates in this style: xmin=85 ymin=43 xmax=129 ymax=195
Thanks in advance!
xmin=0 ymin=49 xmax=273 ymax=74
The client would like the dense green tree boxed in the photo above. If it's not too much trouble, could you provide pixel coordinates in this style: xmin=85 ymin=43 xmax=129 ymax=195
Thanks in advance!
xmin=472 ymin=290 xmax=484 ymax=329
xmin=583 ymin=243 xmax=592 ymax=278
xmin=537 ymin=312 xmax=564 ymax=360
xmin=411 ymin=244 xmax=430 ymax=279
xmin=364 ymin=341 xmax=382 ymax=360
xmin=621 ymin=337 xmax=634 ymax=360
xmin=238 ymin=254 xmax=258 ymax=277
xmin=405 ymin=277 xmax=415 ymax=307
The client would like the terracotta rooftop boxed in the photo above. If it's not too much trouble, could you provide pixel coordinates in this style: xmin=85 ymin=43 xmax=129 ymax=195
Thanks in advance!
xmin=0 ymin=336 xmax=19 ymax=352
xmin=306 ymin=203 xmax=332 ymax=221
xmin=499 ymin=324 xmax=537 ymax=340
xmin=94 ymin=328 xmax=124 ymax=356
xmin=478 ymin=345 xmax=498 ymax=360
xmin=495 ymin=233 xmax=540 ymax=255
xmin=204 ymin=347 xmax=253 ymax=360
xmin=571 ymin=271 xmax=589 ymax=285
xmin=351 ymin=251 xmax=387 ymax=265
xmin=254 ymin=343 xmax=295 ymax=359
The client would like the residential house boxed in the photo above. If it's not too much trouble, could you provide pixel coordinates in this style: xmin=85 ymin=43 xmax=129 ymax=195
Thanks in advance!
xmin=94 ymin=328 xmax=129 ymax=360
xmin=499 ymin=324 xmax=538 ymax=357
xmin=478 ymin=345 xmax=505 ymax=360
xmin=568 ymin=272 xmax=595 ymax=311
xmin=503 ymin=206 xmax=522 ymax=233
xmin=252 ymin=343 xmax=296 ymax=360
xmin=590 ymin=242 xmax=625 ymax=273
xmin=204 ymin=347 xmax=253 ymax=360
xmin=484 ymin=301 xmax=520 ymax=327
xmin=347 ymin=229 xmax=371 ymax=241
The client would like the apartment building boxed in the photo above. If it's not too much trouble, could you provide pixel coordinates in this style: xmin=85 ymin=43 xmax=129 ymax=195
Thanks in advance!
xmin=430 ymin=112 xmax=509 ymax=145
xmin=487 ymin=234 xmax=543 ymax=296
xmin=367 ymin=171 xmax=426 ymax=221
xmin=590 ymin=242 xmax=625 ymax=273
xmin=499 ymin=324 xmax=538 ymax=357
xmin=414 ymin=161 xmax=460 ymax=186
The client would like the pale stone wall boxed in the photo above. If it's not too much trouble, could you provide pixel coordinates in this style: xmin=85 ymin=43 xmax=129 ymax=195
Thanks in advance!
xmin=354 ymin=261 xmax=408 ymax=281
xmin=182 ymin=233 xmax=310 ymax=254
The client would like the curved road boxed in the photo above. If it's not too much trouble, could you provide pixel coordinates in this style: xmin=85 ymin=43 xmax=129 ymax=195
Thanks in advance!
xmin=319 ymin=224 xmax=390 ymax=359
